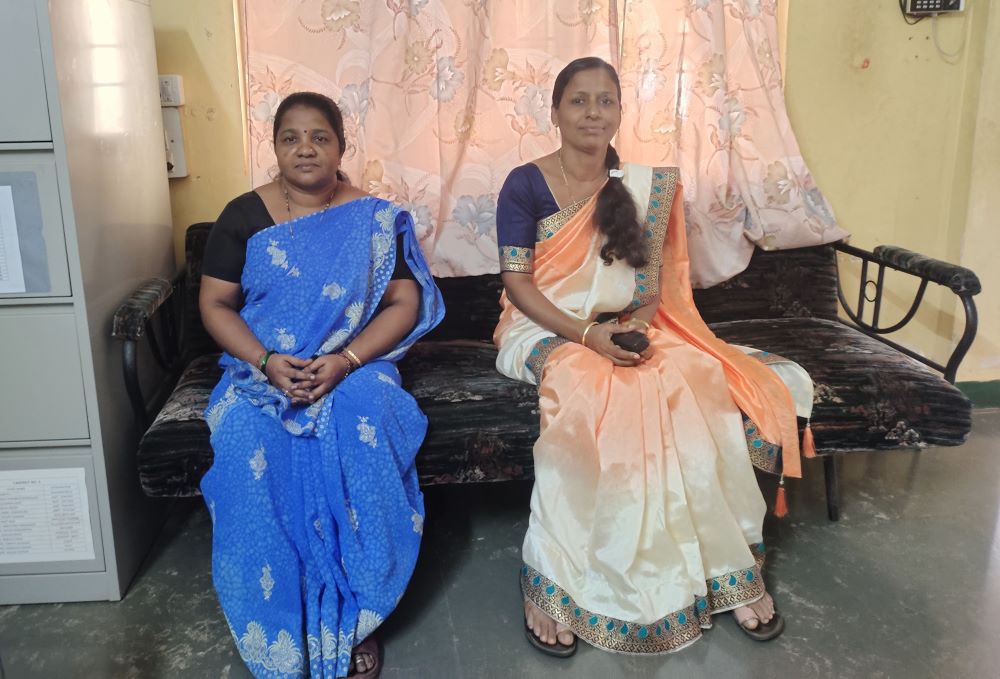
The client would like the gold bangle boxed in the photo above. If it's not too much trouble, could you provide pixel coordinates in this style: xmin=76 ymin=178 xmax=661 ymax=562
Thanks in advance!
xmin=631 ymin=318 xmax=650 ymax=331
xmin=336 ymin=352 xmax=355 ymax=375
xmin=342 ymin=348 xmax=362 ymax=370
xmin=580 ymin=321 xmax=599 ymax=347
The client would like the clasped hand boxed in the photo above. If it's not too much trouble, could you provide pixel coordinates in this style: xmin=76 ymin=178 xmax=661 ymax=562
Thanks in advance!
xmin=584 ymin=319 xmax=654 ymax=367
xmin=263 ymin=353 xmax=350 ymax=406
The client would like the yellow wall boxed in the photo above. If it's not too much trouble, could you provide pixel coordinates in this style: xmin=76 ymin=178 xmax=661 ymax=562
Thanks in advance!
xmin=785 ymin=0 xmax=996 ymax=382
xmin=150 ymin=0 xmax=248 ymax=264
xmin=959 ymin=5 xmax=1000 ymax=382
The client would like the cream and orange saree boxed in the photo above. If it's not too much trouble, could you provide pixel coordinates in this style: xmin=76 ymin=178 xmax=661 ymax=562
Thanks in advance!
xmin=494 ymin=164 xmax=812 ymax=654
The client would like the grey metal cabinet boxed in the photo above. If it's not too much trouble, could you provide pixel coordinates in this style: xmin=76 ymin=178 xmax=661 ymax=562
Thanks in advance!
xmin=0 ymin=2 xmax=51 ymax=142
xmin=0 ymin=0 xmax=174 ymax=604
xmin=0 ymin=152 xmax=71 ymax=297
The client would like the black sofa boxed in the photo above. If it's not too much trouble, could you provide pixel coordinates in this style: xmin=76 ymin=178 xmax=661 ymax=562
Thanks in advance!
xmin=113 ymin=223 xmax=980 ymax=521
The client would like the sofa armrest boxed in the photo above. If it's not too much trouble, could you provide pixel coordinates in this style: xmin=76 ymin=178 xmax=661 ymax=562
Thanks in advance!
xmin=112 ymin=276 xmax=182 ymax=432
xmin=834 ymin=241 xmax=979 ymax=383
xmin=873 ymin=245 xmax=982 ymax=295
xmin=112 ymin=277 xmax=174 ymax=341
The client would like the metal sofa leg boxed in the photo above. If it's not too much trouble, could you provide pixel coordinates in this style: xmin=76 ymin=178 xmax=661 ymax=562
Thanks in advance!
xmin=824 ymin=454 xmax=841 ymax=521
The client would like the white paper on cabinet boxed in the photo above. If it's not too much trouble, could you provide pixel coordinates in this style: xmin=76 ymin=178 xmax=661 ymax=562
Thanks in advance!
xmin=0 ymin=185 xmax=26 ymax=294
xmin=0 ymin=468 xmax=96 ymax=564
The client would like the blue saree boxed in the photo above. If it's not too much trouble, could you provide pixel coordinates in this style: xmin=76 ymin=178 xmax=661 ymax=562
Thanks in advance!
xmin=200 ymin=197 xmax=444 ymax=678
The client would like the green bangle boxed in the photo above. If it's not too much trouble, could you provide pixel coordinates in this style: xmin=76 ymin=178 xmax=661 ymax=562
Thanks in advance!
xmin=258 ymin=349 xmax=275 ymax=373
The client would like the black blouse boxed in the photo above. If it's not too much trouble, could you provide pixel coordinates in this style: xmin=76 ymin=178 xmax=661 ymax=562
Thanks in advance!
xmin=203 ymin=191 xmax=414 ymax=283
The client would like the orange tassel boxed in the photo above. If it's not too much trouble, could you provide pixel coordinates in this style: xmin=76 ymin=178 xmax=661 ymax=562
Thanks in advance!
xmin=802 ymin=421 xmax=817 ymax=459
xmin=773 ymin=475 xmax=789 ymax=518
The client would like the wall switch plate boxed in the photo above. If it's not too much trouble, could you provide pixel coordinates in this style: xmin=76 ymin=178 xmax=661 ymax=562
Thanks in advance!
xmin=903 ymin=0 xmax=965 ymax=14
xmin=158 ymin=74 xmax=184 ymax=107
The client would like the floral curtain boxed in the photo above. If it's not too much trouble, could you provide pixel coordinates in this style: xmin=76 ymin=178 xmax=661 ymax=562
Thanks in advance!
xmin=243 ymin=0 xmax=847 ymax=285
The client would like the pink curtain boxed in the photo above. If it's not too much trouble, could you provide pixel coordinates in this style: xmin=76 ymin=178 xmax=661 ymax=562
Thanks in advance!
xmin=243 ymin=0 xmax=847 ymax=285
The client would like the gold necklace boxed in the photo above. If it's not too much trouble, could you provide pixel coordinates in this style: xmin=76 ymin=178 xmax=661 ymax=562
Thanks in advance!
xmin=557 ymin=150 xmax=602 ymax=206
xmin=281 ymin=177 xmax=338 ymax=236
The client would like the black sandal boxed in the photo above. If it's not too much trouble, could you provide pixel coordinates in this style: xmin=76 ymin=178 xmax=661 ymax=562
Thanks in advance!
xmin=523 ymin=612 xmax=577 ymax=657
xmin=734 ymin=611 xmax=785 ymax=641
xmin=348 ymin=635 xmax=383 ymax=678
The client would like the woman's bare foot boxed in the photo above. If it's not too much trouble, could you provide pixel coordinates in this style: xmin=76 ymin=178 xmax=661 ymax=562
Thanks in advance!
xmin=524 ymin=599 xmax=575 ymax=646
xmin=732 ymin=590 xmax=775 ymax=630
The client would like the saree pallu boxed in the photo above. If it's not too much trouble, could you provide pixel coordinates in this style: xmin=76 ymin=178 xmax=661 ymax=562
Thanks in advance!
xmin=494 ymin=165 xmax=810 ymax=654
xmin=201 ymin=197 xmax=443 ymax=678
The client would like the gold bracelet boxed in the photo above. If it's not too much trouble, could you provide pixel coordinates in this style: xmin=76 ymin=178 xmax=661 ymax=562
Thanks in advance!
xmin=580 ymin=321 xmax=599 ymax=347
xmin=631 ymin=317 xmax=651 ymax=331
xmin=336 ymin=352 xmax=355 ymax=375
xmin=342 ymin=348 xmax=362 ymax=370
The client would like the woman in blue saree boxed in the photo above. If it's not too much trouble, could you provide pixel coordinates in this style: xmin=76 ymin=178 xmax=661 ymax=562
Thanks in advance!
xmin=199 ymin=92 xmax=443 ymax=678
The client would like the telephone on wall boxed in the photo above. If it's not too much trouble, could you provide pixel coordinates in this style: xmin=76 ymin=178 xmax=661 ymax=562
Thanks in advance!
xmin=903 ymin=0 xmax=965 ymax=14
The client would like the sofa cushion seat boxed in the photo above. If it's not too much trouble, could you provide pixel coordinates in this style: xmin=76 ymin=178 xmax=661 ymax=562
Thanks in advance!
xmin=708 ymin=318 xmax=972 ymax=450
xmin=401 ymin=341 xmax=538 ymax=485
xmin=134 ymin=317 xmax=972 ymax=497
xmin=136 ymin=342 xmax=540 ymax=496
xmin=137 ymin=353 xmax=220 ymax=497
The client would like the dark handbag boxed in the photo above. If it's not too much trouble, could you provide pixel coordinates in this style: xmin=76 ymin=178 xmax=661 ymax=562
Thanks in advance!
xmin=610 ymin=330 xmax=650 ymax=353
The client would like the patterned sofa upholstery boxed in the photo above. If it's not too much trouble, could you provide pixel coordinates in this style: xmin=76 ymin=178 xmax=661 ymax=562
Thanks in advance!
xmin=115 ymin=224 xmax=980 ymax=520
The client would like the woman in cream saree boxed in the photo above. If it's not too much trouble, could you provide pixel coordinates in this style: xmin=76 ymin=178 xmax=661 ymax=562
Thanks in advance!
xmin=494 ymin=58 xmax=812 ymax=657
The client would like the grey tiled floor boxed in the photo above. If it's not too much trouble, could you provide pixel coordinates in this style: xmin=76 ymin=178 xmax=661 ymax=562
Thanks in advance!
xmin=2 ymin=410 xmax=999 ymax=678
